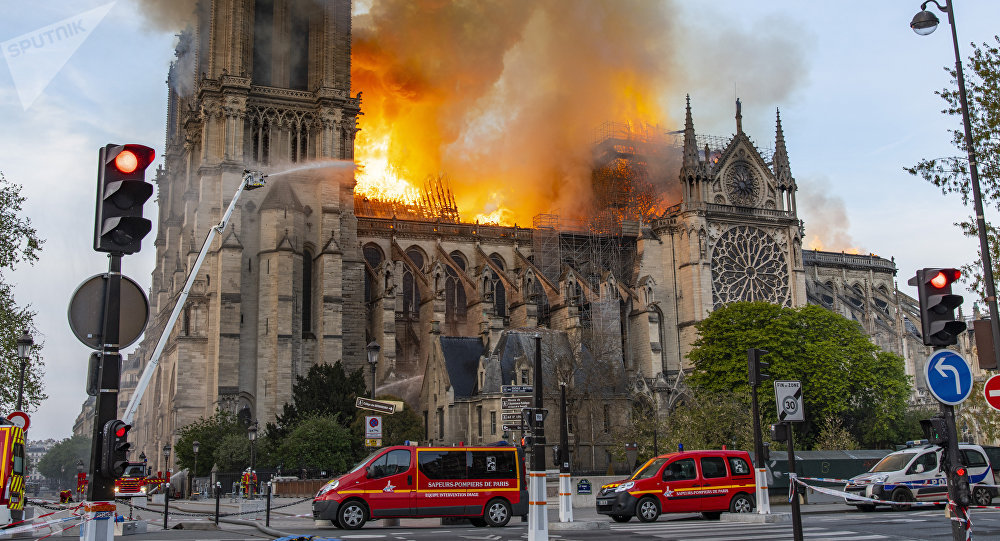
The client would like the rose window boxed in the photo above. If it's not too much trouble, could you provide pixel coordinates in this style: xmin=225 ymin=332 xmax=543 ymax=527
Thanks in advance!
xmin=711 ymin=226 xmax=790 ymax=308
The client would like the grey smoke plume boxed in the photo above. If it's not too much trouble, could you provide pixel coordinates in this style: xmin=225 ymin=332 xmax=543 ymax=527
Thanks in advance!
xmin=798 ymin=175 xmax=863 ymax=253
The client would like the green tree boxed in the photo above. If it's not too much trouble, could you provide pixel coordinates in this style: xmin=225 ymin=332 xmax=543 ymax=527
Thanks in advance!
xmin=175 ymin=411 xmax=244 ymax=476
xmin=264 ymin=361 xmax=368 ymax=440
xmin=277 ymin=414 xmax=355 ymax=475
xmin=812 ymin=415 xmax=860 ymax=451
xmin=212 ymin=433 xmax=250 ymax=472
xmin=0 ymin=172 xmax=44 ymax=413
xmin=686 ymin=302 xmax=911 ymax=449
xmin=37 ymin=435 xmax=90 ymax=490
xmin=906 ymin=36 xmax=1000 ymax=299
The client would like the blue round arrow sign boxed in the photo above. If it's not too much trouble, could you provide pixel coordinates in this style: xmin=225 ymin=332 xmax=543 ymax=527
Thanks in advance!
xmin=924 ymin=349 xmax=973 ymax=405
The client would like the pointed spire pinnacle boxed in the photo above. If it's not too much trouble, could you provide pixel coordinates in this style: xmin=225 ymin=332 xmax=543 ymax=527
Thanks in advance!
xmin=736 ymin=97 xmax=743 ymax=134
xmin=682 ymin=94 xmax=700 ymax=168
xmin=773 ymin=108 xmax=793 ymax=187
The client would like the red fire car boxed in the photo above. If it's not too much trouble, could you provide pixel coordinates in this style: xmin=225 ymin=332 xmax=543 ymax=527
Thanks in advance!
xmin=313 ymin=444 xmax=527 ymax=529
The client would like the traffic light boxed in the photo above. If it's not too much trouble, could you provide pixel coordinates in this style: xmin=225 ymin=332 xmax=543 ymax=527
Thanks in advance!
xmin=748 ymin=348 xmax=769 ymax=387
xmin=920 ymin=415 xmax=949 ymax=445
xmin=101 ymin=419 xmax=132 ymax=477
xmin=94 ymin=144 xmax=155 ymax=254
xmin=770 ymin=423 xmax=788 ymax=442
xmin=952 ymin=466 xmax=971 ymax=507
xmin=520 ymin=436 xmax=534 ymax=447
xmin=908 ymin=268 xmax=966 ymax=347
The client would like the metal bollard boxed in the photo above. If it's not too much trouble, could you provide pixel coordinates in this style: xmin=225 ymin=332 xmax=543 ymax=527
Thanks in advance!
xmin=265 ymin=482 xmax=272 ymax=527
xmin=215 ymin=482 xmax=222 ymax=525
xmin=163 ymin=483 xmax=170 ymax=531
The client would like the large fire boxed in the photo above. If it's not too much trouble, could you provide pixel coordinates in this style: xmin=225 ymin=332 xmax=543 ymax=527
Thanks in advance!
xmin=350 ymin=0 xmax=678 ymax=226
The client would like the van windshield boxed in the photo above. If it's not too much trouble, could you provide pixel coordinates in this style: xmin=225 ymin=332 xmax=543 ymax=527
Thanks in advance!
xmin=348 ymin=450 xmax=383 ymax=475
xmin=631 ymin=458 xmax=668 ymax=480
xmin=871 ymin=452 xmax=916 ymax=473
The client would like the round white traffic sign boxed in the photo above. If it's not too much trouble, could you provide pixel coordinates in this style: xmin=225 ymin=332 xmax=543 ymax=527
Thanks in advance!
xmin=7 ymin=411 xmax=29 ymax=430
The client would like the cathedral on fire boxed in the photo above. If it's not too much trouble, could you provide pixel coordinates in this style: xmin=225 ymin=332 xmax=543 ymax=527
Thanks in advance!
xmin=105 ymin=0 xmax=936 ymax=472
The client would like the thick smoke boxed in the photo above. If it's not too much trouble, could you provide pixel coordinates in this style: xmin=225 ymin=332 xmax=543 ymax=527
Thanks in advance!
xmin=798 ymin=175 xmax=863 ymax=253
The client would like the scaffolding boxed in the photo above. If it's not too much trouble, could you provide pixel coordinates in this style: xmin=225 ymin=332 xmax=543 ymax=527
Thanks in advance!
xmin=355 ymin=176 xmax=460 ymax=222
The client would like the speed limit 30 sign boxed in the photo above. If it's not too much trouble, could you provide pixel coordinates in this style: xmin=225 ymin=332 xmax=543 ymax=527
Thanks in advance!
xmin=774 ymin=380 xmax=804 ymax=422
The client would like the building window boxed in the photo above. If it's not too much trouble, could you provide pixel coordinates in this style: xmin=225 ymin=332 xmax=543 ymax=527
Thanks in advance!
xmin=603 ymin=405 xmax=611 ymax=433
xmin=423 ymin=410 xmax=428 ymax=441
xmin=437 ymin=408 xmax=444 ymax=439
xmin=521 ymin=370 xmax=529 ymax=385
xmin=490 ymin=411 xmax=497 ymax=435
xmin=477 ymin=406 xmax=483 ymax=439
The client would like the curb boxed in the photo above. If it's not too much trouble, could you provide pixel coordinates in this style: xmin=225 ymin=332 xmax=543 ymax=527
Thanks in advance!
xmin=548 ymin=520 xmax=610 ymax=531
xmin=222 ymin=517 xmax=296 ymax=538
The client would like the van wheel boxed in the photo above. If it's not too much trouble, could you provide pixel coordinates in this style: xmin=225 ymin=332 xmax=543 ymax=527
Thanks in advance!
xmin=701 ymin=511 xmax=722 ymax=520
xmin=729 ymin=493 xmax=754 ymax=514
xmin=890 ymin=488 xmax=913 ymax=511
xmin=610 ymin=515 xmax=630 ymax=523
xmin=483 ymin=498 xmax=511 ymax=527
xmin=636 ymin=497 xmax=660 ymax=522
xmin=338 ymin=500 xmax=368 ymax=530
xmin=470 ymin=518 xmax=487 ymax=527
xmin=973 ymin=487 xmax=992 ymax=506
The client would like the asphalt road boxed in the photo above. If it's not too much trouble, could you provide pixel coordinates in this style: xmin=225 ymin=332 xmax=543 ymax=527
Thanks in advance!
xmin=28 ymin=497 xmax=1000 ymax=540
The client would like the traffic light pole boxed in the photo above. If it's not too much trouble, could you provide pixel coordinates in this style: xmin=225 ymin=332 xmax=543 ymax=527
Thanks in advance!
xmin=942 ymin=403 xmax=969 ymax=541
xmin=87 ymin=254 xmax=122 ymax=502
xmin=558 ymin=382 xmax=572 ymax=523
xmin=529 ymin=334 xmax=547 ymax=541
xmin=748 ymin=349 xmax=770 ymax=514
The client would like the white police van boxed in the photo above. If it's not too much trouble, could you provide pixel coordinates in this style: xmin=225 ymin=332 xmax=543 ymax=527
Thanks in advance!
xmin=844 ymin=443 xmax=996 ymax=510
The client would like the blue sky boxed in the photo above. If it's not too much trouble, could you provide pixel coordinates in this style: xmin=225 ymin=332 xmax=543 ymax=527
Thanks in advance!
xmin=2 ymin=0 xmax=999 ymax=440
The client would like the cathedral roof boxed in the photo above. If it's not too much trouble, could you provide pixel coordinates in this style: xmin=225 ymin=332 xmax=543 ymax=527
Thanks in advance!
xmin=441 ymin=337 xmax=485 ymax=399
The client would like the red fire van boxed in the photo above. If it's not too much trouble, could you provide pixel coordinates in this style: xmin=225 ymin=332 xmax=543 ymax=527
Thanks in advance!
xmin=596 ymin=449 xmax=756 ymax=522
xmin=313 ymin=444 xmax=527 ymax=529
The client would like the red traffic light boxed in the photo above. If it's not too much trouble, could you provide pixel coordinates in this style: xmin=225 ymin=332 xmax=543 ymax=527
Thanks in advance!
xmin=110 ymin=145 xmax=155 ymax=175
xmin=115 ymin=425 xmax=130 ymax=438
xmin=956 ymin=466 xmax=967 ymax=477
xmin=929 ymin=269 xmax=961 ymax=289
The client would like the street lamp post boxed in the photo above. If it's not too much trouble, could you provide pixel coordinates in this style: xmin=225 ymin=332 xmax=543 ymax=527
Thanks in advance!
xmin=192 ymin=440 xmax=200 ymax=499
xmin=162 ymin=444 xmax=171 ymax=478
xmin=15 ymin=329 xmax=33 ymax=411
xmin=911 ymin=0 xmax=1000 ymax=371
xmin=366 ymin=341 xmax=381 ymax=399
xmin=247 ymin=421 xmax=258 ymax=473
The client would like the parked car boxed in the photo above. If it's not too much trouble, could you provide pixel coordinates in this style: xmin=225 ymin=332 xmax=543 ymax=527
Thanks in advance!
xmin=844 ymin=443 xmax=996 ymax=510
xmin=595 ymin=449 xmax=756 ymax=522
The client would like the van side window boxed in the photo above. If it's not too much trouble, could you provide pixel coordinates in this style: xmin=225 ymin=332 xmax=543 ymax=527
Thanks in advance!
xmin=700 ymin=457 xmax=727 ymax=478
xmin=728 ymin=457 xmax=751 ymax=476
xmin=369 ymin=450 xmax=411 ymax=479
xmin=909 ymin=452 xmax=937 ymax=474
xmin=962 ymin=450 xmax=989 ymax=468
xmin=663 ymin=458 xmax=696 ymax=481
xmin=470 ymin=450 xmax=515 ymax=480
xmin=418 ymin=450 xmax=468 ymax=480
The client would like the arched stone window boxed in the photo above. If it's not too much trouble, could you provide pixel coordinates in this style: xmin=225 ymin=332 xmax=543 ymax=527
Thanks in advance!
xmin=445 ymin=251 xmax=468 ymax=335
xmin=363 ymin=243 xmax=384 ymax=306
xmin=403 ymin=248 xmax=425 ymax=318
xmin=487 ymin=254 xmax=507 ymax=318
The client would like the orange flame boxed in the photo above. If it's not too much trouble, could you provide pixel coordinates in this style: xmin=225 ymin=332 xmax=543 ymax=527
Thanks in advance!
xmin=350 ymin=0 xmax=677 ymax=226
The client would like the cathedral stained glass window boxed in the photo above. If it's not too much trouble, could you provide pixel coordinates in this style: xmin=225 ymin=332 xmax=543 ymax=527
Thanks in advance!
xmin=711 ymin=225 xmax=790 ymax=308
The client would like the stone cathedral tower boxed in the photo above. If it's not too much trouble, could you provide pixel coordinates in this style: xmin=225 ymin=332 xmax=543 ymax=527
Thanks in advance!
xmin=127 ymin=0 xmax=363 ymax=461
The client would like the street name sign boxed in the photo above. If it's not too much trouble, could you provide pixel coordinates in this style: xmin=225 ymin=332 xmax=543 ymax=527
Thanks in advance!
xmin=774 ymin=380 xmax=804 ymax=422
xmin=501 ymin=396 xmax=531 ymax=410
xmin=356 ymin=397 xmax=396 ymax=414
xmin=502 ymin=385 xmax=533 ymax=394
xmin=925 ymin=349 xmax=973 ymax=405
xmin=503 ymin=424 xmax=529 ymax=432
xmin=984 ymin=374 xmax=1000 ymax=411
xmin=501 ymin=412 xmax=522 ymax=421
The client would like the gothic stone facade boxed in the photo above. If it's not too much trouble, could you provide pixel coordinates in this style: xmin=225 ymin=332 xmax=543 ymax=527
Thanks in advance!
xmin=120 ymin=0 xmax=927 ymax=472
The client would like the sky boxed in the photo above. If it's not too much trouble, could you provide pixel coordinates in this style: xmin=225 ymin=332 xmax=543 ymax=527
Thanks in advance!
xmin=2 ymin=0 xmax=999 ymax=441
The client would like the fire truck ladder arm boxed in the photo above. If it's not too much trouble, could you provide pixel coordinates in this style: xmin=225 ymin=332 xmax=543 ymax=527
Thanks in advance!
xmin=123 ymin=170 xmax=266 ymax=425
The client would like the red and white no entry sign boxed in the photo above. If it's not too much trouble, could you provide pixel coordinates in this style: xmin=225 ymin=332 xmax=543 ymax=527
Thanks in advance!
xmin=984 ymin=374 xmax=1000 ymax=411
